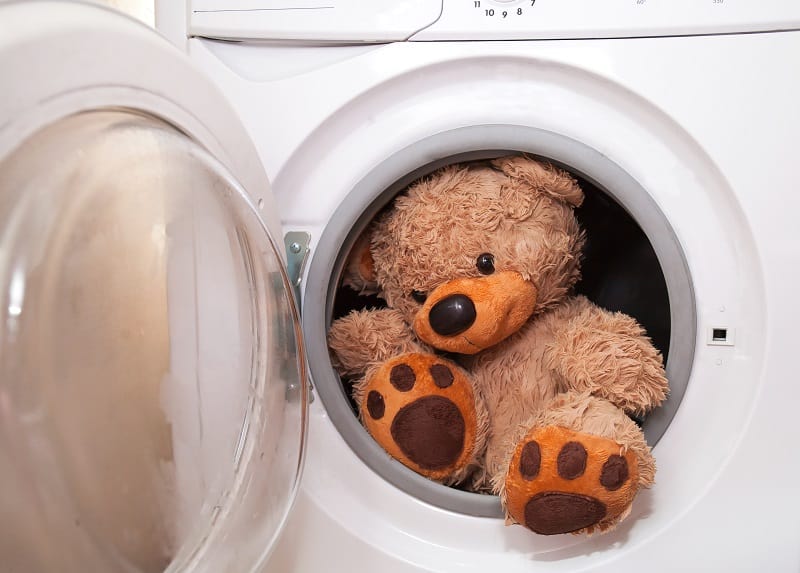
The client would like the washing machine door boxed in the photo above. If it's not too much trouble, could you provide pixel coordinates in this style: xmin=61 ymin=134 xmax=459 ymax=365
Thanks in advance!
xmin=0 ymin=2 xmax=307 ymax=572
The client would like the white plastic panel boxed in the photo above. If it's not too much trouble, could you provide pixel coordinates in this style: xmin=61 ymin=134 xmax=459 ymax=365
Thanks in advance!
xmin=188 ymin=30 xmax=800 ymax=569
xmin=189 ymin=0 xmax=442 ymax=42
xmin=412 ymin=0 xmax=800 ymax=40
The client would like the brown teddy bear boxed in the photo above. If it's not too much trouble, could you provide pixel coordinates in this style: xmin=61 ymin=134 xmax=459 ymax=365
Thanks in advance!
xmin=328 ymin=155 xmax=668 ymax=535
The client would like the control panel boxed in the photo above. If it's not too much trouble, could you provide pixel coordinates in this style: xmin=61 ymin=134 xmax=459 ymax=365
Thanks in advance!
xmin=469 ymin=0 xmax=532 ymax=22
xmin=189 ymin=0 xmax=442 ymax=42
xmin=188 ymin=0 xmax=800 ymax=42
xmin=412 ymin=0 xmax=800 ymax=40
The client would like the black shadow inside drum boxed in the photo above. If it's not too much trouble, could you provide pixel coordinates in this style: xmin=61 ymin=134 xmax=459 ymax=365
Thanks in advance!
xmin=574 ymin=178 xmax=671 ymax=363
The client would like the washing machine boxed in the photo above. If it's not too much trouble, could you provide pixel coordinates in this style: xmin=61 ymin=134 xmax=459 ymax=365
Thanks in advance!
xmin=2 ymin=0 xmax=800 ymax=571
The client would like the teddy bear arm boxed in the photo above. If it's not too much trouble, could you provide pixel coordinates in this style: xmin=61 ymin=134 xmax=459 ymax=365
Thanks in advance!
xmin=328 ymin=308 xmax=428 ymax=378
xmin=544 ymin=299 xmax=668 ymax=417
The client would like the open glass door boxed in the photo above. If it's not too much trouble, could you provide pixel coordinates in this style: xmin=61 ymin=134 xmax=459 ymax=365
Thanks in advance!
xmin=0 ymin=3 xmax=307 ymax=572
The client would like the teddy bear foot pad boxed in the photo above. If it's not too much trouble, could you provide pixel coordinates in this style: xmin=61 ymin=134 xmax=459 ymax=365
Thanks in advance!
xmin=504 ymin=426 xmax=639 ymax=535
xmin=360 ymin=353 xmax=479 ymax=481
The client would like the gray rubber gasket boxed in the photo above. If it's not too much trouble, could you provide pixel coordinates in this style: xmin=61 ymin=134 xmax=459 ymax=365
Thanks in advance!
xmin=302 ymin=125 xmax=695 ymax=518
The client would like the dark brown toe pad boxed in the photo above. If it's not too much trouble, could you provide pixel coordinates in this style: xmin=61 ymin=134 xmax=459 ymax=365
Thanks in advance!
xmin=391 ymin=396 xmax=465 ymax=470
xmin=525 ymin=492 xmax=607 ymax=535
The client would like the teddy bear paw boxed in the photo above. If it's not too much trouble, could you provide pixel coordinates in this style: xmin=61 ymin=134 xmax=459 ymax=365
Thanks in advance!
xmin=504 ymin=426 xmax=640 ymax=535
xmin=360 ymin=353 xmax=480 ymax=481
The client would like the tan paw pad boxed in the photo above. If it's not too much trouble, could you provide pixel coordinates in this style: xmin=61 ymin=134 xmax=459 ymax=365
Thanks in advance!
xmin=505 ymin=426 xmax=639 ymax=535
xmin=361 ymin=353 xmax=478 ymax=480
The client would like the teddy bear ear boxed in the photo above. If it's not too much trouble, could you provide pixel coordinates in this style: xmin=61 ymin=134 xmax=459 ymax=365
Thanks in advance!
xmin=491 ymin=155 xmax=584 ymax=208
xmin=340 ymin=229 xmax=380 ymax=295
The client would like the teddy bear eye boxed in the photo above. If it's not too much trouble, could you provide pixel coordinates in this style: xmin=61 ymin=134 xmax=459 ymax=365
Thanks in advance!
xmin=476 ymin=253 xmax=495 ymax=275
xmin=411 ymin=290 xmax=428 ymax=304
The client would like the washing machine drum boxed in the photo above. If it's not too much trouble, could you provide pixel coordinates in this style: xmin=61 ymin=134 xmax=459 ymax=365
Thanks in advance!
xmin=0 ymin=112 xmax=306 ymax=570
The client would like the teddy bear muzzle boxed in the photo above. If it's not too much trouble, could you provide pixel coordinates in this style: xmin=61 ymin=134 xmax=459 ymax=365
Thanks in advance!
xmin=413 ymin=271 xmax=537 ymax=354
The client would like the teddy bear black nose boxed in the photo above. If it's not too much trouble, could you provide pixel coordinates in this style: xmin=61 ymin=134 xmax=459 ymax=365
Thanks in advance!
xmin=429 ymin=294 xmax=476 ymax=336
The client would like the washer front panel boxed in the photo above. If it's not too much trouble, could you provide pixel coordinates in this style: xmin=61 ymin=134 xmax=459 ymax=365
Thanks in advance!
xmin=196 ymin=31 xmax=793 ymax=571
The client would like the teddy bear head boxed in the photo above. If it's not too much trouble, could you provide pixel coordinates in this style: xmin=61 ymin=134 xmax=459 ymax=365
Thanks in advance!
xmin=345 ymin=156 xmax=586 ymax=355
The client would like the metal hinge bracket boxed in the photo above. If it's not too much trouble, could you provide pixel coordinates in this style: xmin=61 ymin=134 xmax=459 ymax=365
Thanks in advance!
xmin=284 ymin=231 xmax=311 ymax=309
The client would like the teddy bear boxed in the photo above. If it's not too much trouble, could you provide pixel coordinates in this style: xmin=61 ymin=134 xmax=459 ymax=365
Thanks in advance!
xmin=328 ymin=155 xmax=668 ymax=535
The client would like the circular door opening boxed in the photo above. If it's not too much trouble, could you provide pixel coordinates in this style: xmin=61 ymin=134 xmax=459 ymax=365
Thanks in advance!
xmin=304 ymin=127 xmax=695 ymax=518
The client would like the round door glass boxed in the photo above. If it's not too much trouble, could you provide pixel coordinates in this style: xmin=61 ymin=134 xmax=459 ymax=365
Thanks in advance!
xmin=0 ymin=111 xmax=307 ymax=572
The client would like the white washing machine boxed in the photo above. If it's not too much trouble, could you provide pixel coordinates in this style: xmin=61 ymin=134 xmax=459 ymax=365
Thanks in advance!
xmin=2 ymin=1 xmax=800 ymax=571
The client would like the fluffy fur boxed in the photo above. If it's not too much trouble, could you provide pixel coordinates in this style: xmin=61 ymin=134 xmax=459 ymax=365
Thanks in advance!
xmin=328 ymin=155 xmax=668 ymax=535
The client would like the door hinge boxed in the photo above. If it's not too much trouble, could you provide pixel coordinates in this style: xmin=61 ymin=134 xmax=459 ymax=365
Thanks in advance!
xmin=284 ymin=231 xmax=311 ymax=308
xmin=284 ymin=231 xmax=314 ymax=403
